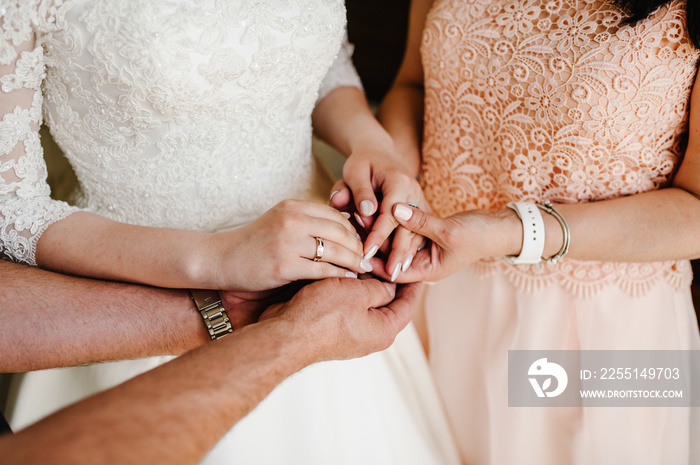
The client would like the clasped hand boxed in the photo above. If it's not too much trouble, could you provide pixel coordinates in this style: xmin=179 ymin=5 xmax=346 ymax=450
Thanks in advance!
xmin=331 ymin=147 xmax=506 ymax=284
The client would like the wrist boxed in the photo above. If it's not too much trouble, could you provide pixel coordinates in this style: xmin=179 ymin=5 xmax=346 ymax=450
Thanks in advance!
xmin=483 ymin=208 xmax=524 ymax=258
xmin=182 ymin=232 xmax=227 ymax=289
xmin=243 ymin=317 xmax=316 ymax=372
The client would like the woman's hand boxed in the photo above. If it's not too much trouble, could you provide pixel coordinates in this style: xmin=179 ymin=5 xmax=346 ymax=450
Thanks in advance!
xmin=204 ymin=200 xmax=365 ymax=291
xmin=330 ymin=147 xmax=429 ymax=282
xmin=367 ymin=203 xmax=522 ymax=283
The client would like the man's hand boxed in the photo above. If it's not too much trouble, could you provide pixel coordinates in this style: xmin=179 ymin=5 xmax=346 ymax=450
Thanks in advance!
xmin=219 ymin=288 xmax=294 ymax=329
xmin=260 ymin=278 xmax=419 ymax=362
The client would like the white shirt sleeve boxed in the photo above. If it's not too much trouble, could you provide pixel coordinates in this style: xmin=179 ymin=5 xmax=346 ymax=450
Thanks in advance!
xmin=0 ymin=2 xmax=79 ymax=265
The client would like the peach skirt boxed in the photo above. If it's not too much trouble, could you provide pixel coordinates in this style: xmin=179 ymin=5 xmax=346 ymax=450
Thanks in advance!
xmin=423 ymin=266 xmax=700 ymax=465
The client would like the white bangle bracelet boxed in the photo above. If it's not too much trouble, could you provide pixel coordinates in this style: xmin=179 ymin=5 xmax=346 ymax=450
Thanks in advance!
xmin=504 ymin=201 xmax=545 ymax=265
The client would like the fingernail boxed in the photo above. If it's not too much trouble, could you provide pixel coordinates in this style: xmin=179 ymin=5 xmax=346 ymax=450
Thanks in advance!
xmin=394 ymin=204 xmax=413 ymax=222
xmin=417 ymin=238 xmax=428 ymax=251
xmin=360 ymin=259 xmax=373 ymax=272
xmin=341 ymin=211 xmax=351 ymax=220
xmin=345 ymin=271 xmax=358 ymax=279
xmin=390 ymin=263 xmax=401 ymax=282
xmin=356 ymin=233 xmax=361 ymax=240
xmin=360 ymin=200 xmax=374 ymax=216
xmin=402 ymin=254 xmax=413 ymax=272
xmin=383 ymin=282 xmax=396 ymax=296
xmin=364 ymin=244 xmax=379 ymax=260
xmin=330 ymin=189 xmax=341 ymax=202
xmin=354 ymin=212 xmax=366 ymax=229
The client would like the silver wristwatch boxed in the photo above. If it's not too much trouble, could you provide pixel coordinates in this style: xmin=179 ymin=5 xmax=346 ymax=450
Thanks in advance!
xmin=189 ymin=289 xmax=233 ymax=340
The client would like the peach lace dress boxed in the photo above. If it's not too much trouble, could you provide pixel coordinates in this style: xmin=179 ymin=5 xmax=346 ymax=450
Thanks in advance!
xmin=419 ymin=1 xmax=700 ymax=464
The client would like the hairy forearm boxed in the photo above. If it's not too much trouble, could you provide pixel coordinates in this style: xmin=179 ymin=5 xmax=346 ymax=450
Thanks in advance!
xmin=0 ymin=260 xmax=209 ymax=372
xmin=0 ymin=318 xmax=308 ymax=465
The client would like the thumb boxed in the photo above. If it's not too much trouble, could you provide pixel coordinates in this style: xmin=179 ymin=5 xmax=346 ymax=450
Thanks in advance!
xmin=392 ymin=203 xmax=445 ymax=245
xmin=356 ymin=278 xmax=396 ymax=308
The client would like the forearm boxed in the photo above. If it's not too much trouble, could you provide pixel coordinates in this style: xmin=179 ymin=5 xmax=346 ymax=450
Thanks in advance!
xmin=312 ymin=87 xmax=398 ymax=157
xmin=478 ymin=187 xmax=700 ymax=263
xmin=376 ymin=83 xmax=424 ymax=176
xmin=36 ymin=211 xmax=213 ymax=288
xmin=0 ymin=318 xmax=309 ymax=465
xmin=0 ymin=260 xmax=209 ymax=372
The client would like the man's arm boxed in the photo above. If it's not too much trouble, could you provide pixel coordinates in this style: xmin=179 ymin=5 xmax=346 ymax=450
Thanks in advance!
xmin=0 ymin=261 xmax=277 ymax=372
xmin=0 ymin=278 xmax=416 ymax=465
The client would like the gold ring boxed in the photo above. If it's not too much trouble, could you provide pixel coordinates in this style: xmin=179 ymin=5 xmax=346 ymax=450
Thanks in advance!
xmin=313 ymin=237 xmax=324 ymax=262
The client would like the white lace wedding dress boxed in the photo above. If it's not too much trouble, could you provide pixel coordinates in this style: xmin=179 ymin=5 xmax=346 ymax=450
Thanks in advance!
xmin=0 ymin=1 xmax=460 ymax=463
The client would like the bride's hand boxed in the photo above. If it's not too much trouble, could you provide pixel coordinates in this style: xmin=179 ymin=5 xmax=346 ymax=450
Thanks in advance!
xmin=204 ymin=200 xmax=365 ymax=291
xmin=330 ymin=147 xmax=429 ymax=282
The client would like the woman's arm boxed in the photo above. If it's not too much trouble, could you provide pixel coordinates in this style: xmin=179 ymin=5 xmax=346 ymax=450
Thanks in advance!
xmin=375 ymin=0 xmax=435 ymax=167
xmin=314 ymin=17 xmax=434 ymax=281
xmin=377 ymin=79 xmax=700 ymax=282
xmin=0 ymin=12 xmax=362 ymax=292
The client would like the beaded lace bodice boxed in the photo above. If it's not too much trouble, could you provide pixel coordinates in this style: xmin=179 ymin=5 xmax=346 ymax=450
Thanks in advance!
xmin=420 ymin=0 xmax=698 ymax=297
xmin=0 ymin=0 xmax=360 ymax=265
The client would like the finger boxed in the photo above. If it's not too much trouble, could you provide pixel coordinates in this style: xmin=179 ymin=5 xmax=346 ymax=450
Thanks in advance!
xmin=384 ymin=226 xmax=417 ymax=282
xmin=377 ymin=282 xmax=421 ymax=329
xmin=303 ymin=236 xmax=363 ymax=274
xmin=280 ymin=200 xmax=357 ymax=235
xmin=362 ymin=210 xmax=399 ymax=258
xmin=342 ymin=162 xmax=378 ymax=219
xmin=392 ymin=203 xmax=445 ymax=245
xmin=355 ymin=278 xmax=397 ymax=309
xmin=302 ymin=216 xmax=363 ymax=257
xmin=329 ymin=180 xmax=353 ymax=210
xmin=294 ymin=259 xmax=364 ymax=281
xmin=369 ymin=248 xmax=434 ymax=284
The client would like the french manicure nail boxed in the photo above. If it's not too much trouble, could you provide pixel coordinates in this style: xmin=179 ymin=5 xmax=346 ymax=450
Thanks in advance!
xmin=341 ymin=211 xmax=351 ymax=220
xmin=402 ymin=254 xmax=414 ymax=272
xmin=360 ymin=259 xmax=373 ymax=273
xmin=394 ymin=204 xmax=413 ymax=222
xmin=364 ymin=245 xmax=379 ymax=260
xmin=330 ymin=189 xmax=341 ymax=202
xmin=390 ymin=263 xmax=401 ymax=282
xmin=345 ymin=271 xmax=358 ymax=279
xmin=360 ymin=200 xmax=374 ymax=216
xmin=354 ymin=212 xmax=366 ymax=229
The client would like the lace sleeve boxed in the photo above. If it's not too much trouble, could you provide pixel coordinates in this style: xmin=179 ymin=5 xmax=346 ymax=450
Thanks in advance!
xmin=317 ymin=31 xmax=364 ymax=102
xmin=0 ymin=3 xmax=79 ymax=265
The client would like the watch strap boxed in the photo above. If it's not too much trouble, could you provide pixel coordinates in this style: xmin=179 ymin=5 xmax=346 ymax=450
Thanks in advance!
xmin=189 ymin=289 xmax=233 ymax=340
xmin=504 ymin=201 xmax=545 ymax=265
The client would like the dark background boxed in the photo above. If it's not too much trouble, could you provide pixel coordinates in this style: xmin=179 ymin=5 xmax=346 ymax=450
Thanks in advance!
xmin=345 ymin=0 xmax=700 ymax=314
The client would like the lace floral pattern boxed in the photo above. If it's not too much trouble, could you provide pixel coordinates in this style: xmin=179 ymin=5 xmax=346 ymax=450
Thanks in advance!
xmin=420 ymin=0 xmax=698 ymax=297
xmin=0 ymin=0 xmax=361 ymax=265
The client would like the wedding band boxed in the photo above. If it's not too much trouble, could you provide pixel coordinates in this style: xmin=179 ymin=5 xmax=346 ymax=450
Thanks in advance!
xmin=313 ymin=237 xmax=324 ymax=262
xmin=407 ymin=203 xmax=419 ymax=209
